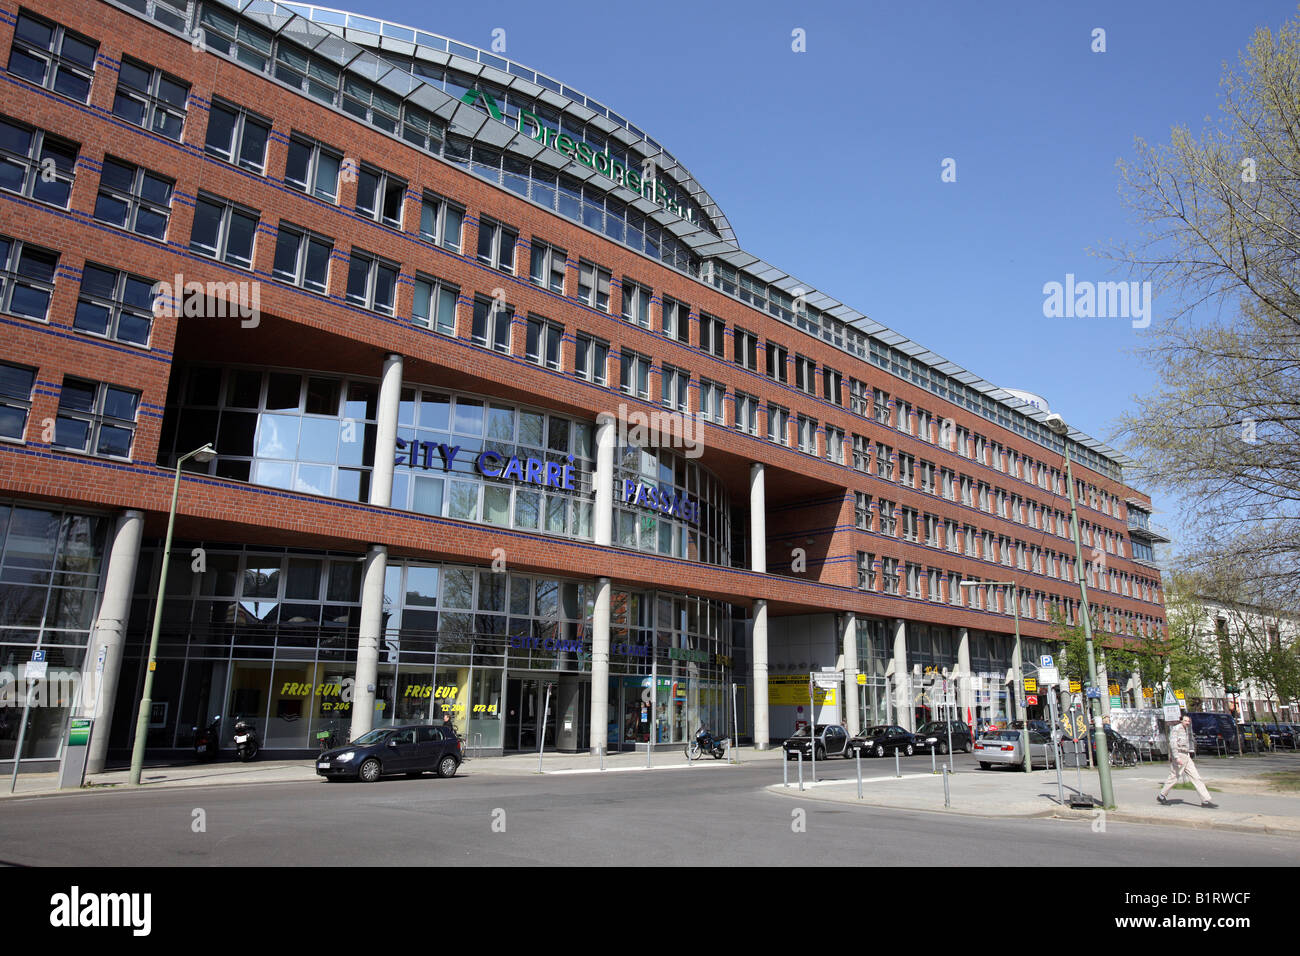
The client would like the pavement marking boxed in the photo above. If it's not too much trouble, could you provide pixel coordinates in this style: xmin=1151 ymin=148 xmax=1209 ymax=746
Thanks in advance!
xmin=544 ymin=762 xmax=743 ymax=775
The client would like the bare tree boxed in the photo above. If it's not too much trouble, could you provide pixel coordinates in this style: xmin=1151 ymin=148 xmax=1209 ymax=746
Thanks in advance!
xmin=1110 ymin=17 xmax=1300 ymax=587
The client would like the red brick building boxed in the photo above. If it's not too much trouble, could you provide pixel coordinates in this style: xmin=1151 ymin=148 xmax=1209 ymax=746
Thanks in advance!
xmin=0 ymin=0 xmax=1168 ymax=771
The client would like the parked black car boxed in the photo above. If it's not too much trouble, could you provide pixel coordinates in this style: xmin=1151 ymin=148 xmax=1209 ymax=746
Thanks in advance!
xmin=783 ymin=724 xmax=852 ymax=760
xmin=850 ymin=724 xmax=920 ymax=758
xmin=913 ymin=721 xmax=973 ymax=755
xmin=1264 ymin=723 xmax=1300 ymax=749
xmin=1189 ymin=713 xmax=1240 ymax=754
xmin=317 ymin=725 xmax=462 ymax=782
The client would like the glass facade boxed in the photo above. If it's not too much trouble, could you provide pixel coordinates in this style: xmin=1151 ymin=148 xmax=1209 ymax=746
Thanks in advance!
xmin=0 ymin=502 xmax=108 ymax=762
xmin=111 ymin=542 xmax=732 ymax=754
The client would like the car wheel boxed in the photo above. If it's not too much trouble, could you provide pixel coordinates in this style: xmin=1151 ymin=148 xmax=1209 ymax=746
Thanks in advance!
xmin=436 ymin=755 xmax=458 ymax=779
xmin=359 ymin=758 xmax=381 ymax=783
xmin=875 ymin=744 xmax=886 ymax=758
xmin=937 ymin=741 xmax=949 ymax=755
xmin=905 ymin=744 xmax=914 ymax=757
xmin=979 ymin=761 xmax=992 ymax=770
xmin=964 ymin=740 xmax=973 ymax=754
xmin=815 ymin=746 xmax=826 ymax=761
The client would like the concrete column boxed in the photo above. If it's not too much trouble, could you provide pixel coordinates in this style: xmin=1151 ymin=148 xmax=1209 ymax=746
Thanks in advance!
xmin=589 ymin=576 xmax=611 ymax=754
xmin=593 ymin=413 xmax=615 ymax=547
xmin=893 ymin=618 xmax=910 ymax=731
xmin=841 ymin=613 xmax=859 ymax=734
xmin=370 ymin=353 xmax=403 ymax=508
xmin=350 ymin=545 xmax=387 ymax=740
xmin=752 ymin=599 xmax=769 ymax=749
xmin=749 ymin=463 xmax=766 ymax=573
xmin=956 ymin=627 xmax=973 ymax=727
xmin=83 ymin=509 xmax=144 ymax=774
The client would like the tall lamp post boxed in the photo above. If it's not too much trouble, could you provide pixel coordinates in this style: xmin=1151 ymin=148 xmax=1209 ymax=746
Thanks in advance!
xmin=129 ymin=443 xmax=217 ymax=785
xmin=1045 ymin=414 xmax=1115 ymax=808
xmin=961 ymin=580 xmax=1031 ymax=773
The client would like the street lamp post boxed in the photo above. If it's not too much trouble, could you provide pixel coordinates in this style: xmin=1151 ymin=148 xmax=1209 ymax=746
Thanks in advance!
xmin=128 ymin=444 xmax=216 ymax=786
xmin=962 ymin=579 xmax=1031 ymax=773
xmin=1045 ymin=414 xmax=1115 ymax=808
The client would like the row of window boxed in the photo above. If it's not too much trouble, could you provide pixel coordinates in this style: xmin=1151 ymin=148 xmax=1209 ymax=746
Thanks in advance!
xmin=0 ymin=360 xmax=139 ymax=459
xmin=853 ymin=552 xmax=1165 ymax=639
xmin=852 ymin=492 xmax=1162 ymax=606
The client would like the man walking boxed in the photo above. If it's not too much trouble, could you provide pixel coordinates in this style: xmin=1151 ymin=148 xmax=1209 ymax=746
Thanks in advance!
xmin=1158 ymin=714 xmax=1217 ymax=808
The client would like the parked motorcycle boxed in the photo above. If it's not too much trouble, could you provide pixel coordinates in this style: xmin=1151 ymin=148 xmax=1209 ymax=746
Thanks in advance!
xmin=193 ymin=715 xmax=221 ymax=761
xmin=233 ymin=716 xmax=259 ymax=762
xmin=685 ymin=726 xmax=728 ymax=760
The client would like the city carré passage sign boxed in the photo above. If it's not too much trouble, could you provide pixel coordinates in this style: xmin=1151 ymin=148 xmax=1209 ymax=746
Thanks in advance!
xmin=395 ymin=438 xmax=700 ymax=524
xmin=460 ymin=89 xmax=697 ymax=225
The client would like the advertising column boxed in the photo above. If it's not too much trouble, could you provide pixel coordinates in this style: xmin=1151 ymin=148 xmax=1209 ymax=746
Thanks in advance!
xmin=83 ymin=509 xmax=144 ymax=775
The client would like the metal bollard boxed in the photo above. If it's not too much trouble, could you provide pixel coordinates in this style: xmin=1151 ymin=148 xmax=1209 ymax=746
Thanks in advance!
xmin=798 ymin=751 xmax=804 ymax=791
xmin=647 ymin=740 xmax=652 ymax=768
xmin=931 ymin=748 xmax=937 ymax=775
xmin=943 ymin=764 xmax=951 ymax=808
xmin=857 ymin=749 xmax=863 ymax=800
xmin=895 ymin=748 xmax=901 ymax=778
xmin=783 ymin=751 xmax=789 ymax=788
xmin=600 ymin=745 xmax=605 ymax=772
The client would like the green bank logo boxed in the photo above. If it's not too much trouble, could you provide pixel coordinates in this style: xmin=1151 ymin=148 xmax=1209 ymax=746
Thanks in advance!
xmin=461 ymin=90 xmax=696 ymax=224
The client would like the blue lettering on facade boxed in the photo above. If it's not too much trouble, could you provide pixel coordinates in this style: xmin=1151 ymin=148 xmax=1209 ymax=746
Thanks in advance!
xmin=402 ymin=443 xmax=579 ymax=493
xmin=622 ymin=479 xmax=699 ymax=525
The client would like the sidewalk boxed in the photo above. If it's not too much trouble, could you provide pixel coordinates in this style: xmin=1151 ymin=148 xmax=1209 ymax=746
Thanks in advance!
xmin=766 ymin=759 xmax=1300 ymax=835
xmin=1 ymin=746 xmax=783 ymax=799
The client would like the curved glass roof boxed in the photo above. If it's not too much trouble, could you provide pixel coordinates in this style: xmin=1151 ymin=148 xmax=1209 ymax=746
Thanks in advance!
xmin=275 ymin=2 xmax=737 ymax=243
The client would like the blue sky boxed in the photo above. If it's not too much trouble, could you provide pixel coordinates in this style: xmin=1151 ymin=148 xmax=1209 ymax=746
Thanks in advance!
xmin=339 ymin=0 xmax=1294 ymax=530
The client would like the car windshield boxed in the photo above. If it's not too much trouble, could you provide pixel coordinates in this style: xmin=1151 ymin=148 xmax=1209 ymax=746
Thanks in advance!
xmin=917 ymin=722 xmax=947 ymax=734
xmin=790 ymin=727 xmax=811 ymax=738
xmin=989 ymin=731 xmax=1020 ymax=742
xmin=864 ymin=726 xmax=890 ymax=736
xmin=350 ymin=729 xmax=394 ymax=746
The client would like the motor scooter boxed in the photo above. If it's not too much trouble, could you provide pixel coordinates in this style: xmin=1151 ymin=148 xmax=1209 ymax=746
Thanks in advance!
xmin=685 ymin=725 xmax=728 ymax=760
xmin=233 ymin=715 xmax=259 ymax=762
xmin=193 ymin=715 xmax=221 ymax=761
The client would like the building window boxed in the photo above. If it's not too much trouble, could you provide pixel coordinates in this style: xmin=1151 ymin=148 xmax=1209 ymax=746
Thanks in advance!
xmin=574 ymin=333 xmax=608 ymax=386
xmin=823 ymin=367 xmax=842 ymax=405
xmin=734 ymin=391 xmax=759 ymax=435
xmin=875 ymin=443 xmax=894 ymax=480
xmin=901 ymin=507 xmax=919 ymax=542
xmin=73 ymin=264 xmax=154 ymax=346
xmin=897 ymin=452 xmax=915 ymax=488
xmin=854 ymin=492 xmax=872 ymax=531
xmin=849 ymin=378 xmax=869 ymax=415
xmin=197 ymin=4 xmax=274 ymax=71
xmin=852 ymin=434 xmax=871 ymax=472
xmin=881 ymin=557 xmax=900 ymax=596
xmin=622 ymin=280 xmax=652 ymax=328
xmin=917 ymin=408 xmax=933 ymax=443
xmin=734 ymin=327 xmax=758 ymax=370
xmin=204 ymin=100 xmax=270 ymax=172
xmin=920 ymin=459 xmax=936 ymax=494
xmin=928 ymin=568 xmax=943 ymax=603
xmin=794 ymin=354 xmax=817 ymax=395
xmin=476 ymin=218 xmax=518 ymax=274
xmin=906 ymin=563 xmax=922 ymax=598
xmin=699 ymin=379 xmax=725 ymax=424
xmin=412 ymin=274 xmax=458 ymax=336
xmin=896 ymin=400 xmax=913 ymax=435
xmin=857 ymin=552 xmax=875 ymax=591
xmin=190 ymin=194 xmax=258 ymax=268
xmin=8 ymin=9 xmax=98 ymax=102
xmin=765 ymin=341 xmax=789 ymax=383
xmin=420 ymin=193 xmax=464 ymax=252
xmin=284 ymin=135 xmax=341 ymax=202
xmin=578 ymin=260 xmax=611 ymax=311
xmin=662 ymin=296 xmax=690 ymax=343
xmin=767 ymin=404 xmax=790 ymax=445
xmin=0 ymin=362 xmax=36 ymax=440
xmin=879 ymin=500 xmax=897 ymax=536
xmin=945 ymin=519 xmax=959 ymax=553
xmin=620 ymin=350 xmax=651 ymax=399
xmin=112 ymin=57 xmax=188 ymax=140
xmin=924 ymin=514 xmax=940 ymax=547
xmin=356 ymin=165 xmax=406 ymax=228
xmin=341 ymin=72 xmax=401 ymax=134
xmin=796 ymin=415 xmax=817 ymax=454
xmin=0 ymin=116 xmax=77 ymax=207
xmin=526 ymin=315 xmax=563 ymax=370
xmin=274 ymin=41 xmax=341 ymax=107
xmin=661 ymin=365 xmax=689 ymax=412
xmin=825 ymin=425 xmax=845 ymax=464
xmin=873 ymin=388 xmax=891 ymax=425
xmin=272 ymin=224 xmax=332 ymax=294
xmin=0 ymin=235 xmax=57 ymax=320
xmin=344 ymin=249 xmax=398 ymax=315
xmin=93 ymin=157 xmax=173 ymax=240
xmin=472 ymin=296 xmax=513 ymax=354
xmin=53 ymin=378 xmax=139 ymax=459
xmin=529 ymin=240 xmax=567 ymax=294
xmin=700 ymin=311 xmax=725 ymax=357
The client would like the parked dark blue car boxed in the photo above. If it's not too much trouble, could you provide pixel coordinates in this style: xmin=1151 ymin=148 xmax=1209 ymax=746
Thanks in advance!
xmin=317 ymin=725 xmax=462 ymax=782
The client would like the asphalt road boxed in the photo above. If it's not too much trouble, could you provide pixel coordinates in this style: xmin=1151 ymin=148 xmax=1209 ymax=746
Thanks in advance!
xmin=2 ymin=754 xmax=1297 ymax=867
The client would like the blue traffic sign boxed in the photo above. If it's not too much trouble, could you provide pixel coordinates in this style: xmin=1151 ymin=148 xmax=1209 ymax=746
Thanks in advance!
xmin=31 ymin=650 xmax=45 ymax=662
xmin=1040 ymin=655 xmax=1054 ymax=668
xmin=1085 ymin=686 xmax=1101 ymax=699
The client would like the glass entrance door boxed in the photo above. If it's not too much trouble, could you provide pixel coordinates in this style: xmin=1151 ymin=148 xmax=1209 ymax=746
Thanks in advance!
xmin=504 ymin=678 xmax=559 ymax=751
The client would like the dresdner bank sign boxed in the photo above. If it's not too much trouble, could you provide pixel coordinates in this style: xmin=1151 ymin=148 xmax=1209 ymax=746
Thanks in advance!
xmin=461 ymin=90 xmax=696 ymax=225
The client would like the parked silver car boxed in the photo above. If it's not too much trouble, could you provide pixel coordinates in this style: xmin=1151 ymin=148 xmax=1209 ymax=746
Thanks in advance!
xmin=975 ymin=729 xmax=1055 ymax=770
